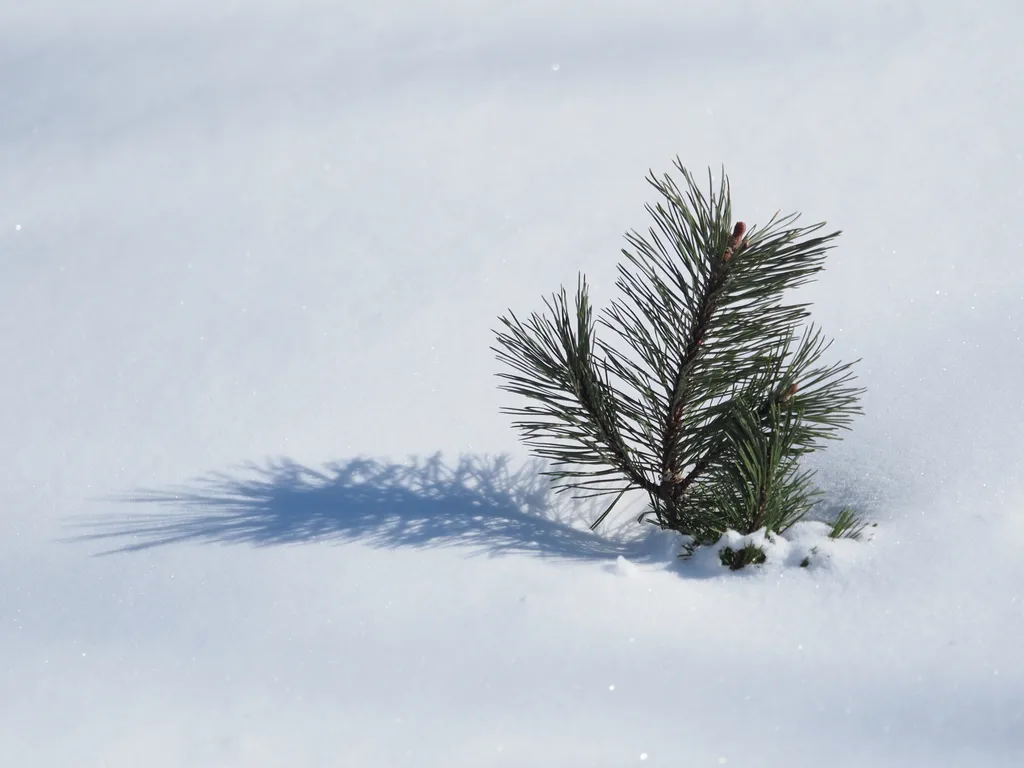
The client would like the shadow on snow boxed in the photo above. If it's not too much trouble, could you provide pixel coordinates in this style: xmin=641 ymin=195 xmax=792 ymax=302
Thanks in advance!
xmin=71 ymin=453 xmax=668 ymax=562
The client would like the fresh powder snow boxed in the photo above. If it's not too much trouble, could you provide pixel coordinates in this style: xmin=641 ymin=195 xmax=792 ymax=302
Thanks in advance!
xmin=2 ymin=1 xmax=1022 ymax=766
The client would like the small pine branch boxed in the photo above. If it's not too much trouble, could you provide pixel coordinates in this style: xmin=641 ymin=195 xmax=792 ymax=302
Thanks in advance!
xmin=494 ymin=278 xmax=659 ymax=498
xmin=828 ymin=507 xmax=871 ymax=540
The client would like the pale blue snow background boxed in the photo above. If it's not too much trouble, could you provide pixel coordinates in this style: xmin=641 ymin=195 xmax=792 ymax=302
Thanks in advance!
xmin=2 ymin=1 xmax=1023 ymax=765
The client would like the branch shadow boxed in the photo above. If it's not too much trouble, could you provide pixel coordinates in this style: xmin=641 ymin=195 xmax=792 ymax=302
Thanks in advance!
xmin=71 ymin=453 xmax=669 ymax=563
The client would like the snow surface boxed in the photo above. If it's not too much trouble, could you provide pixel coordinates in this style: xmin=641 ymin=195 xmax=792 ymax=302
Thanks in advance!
xmin=3 ymin=1 xmax=1023 ymax=765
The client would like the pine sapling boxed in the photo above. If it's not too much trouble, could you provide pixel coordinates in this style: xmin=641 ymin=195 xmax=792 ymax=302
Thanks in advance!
xmin=493 ymin=160 xmax=864 ymax=566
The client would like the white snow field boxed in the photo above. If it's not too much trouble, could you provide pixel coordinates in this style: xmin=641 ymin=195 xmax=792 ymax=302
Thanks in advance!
xmin=3 ymin=1 xmax=1023 ymax=765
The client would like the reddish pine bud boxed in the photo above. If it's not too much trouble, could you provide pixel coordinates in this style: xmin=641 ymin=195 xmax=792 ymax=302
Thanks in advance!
xmin=723 ymin=222 xmax=747 ymax=262
xmin=781 ymin=383 xmax=798 ymax=402
xmin=730 ymin=221 xmax=747 ymax=246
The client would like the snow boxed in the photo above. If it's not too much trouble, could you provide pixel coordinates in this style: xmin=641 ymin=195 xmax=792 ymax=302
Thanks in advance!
xmin=2 ymin=1 xmax=1023 ymax=765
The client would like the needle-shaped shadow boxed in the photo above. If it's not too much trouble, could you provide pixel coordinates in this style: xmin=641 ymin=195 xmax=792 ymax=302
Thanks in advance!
xmin=71 ymin=453 xmax=663 ymax=562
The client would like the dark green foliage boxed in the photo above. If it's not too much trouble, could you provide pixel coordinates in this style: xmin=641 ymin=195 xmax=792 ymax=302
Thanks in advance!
xmin=493 ymin=160 xmax=863 ymax=557
xmin=799 ymin=546 xmax=818 ymax=568
xmin=719 ymin=543 xmax=767 ymax=570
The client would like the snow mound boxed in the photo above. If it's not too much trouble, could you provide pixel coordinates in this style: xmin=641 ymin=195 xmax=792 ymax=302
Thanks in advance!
xmin=682 ymin=521 xmax=874 ymax=574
